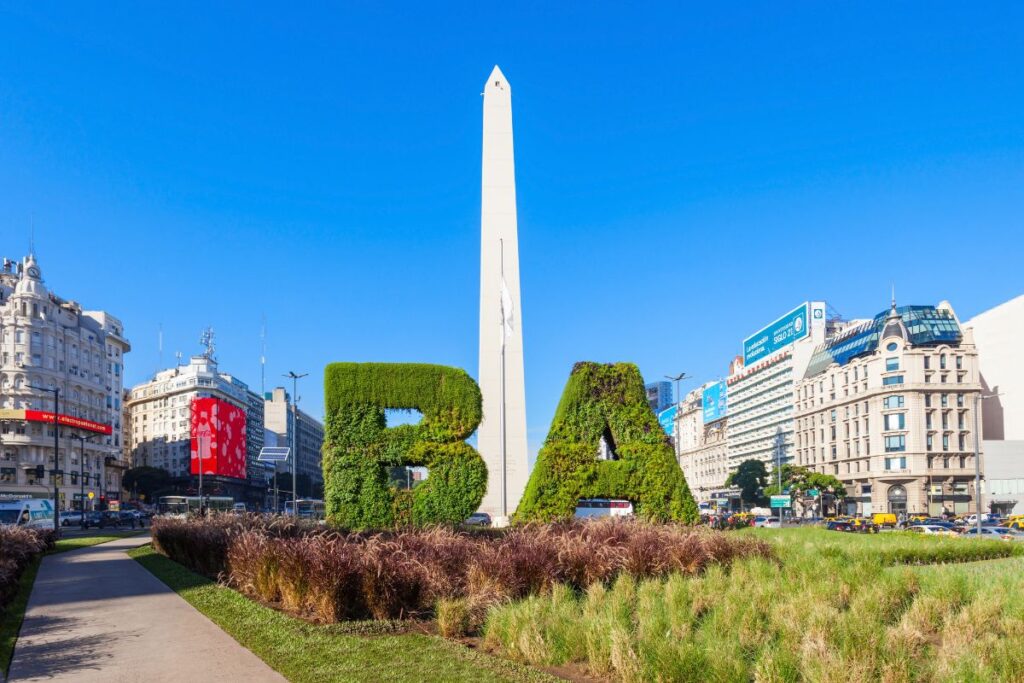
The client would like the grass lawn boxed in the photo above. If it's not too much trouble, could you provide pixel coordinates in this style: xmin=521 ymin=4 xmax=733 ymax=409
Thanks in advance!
xmin=485 ymin=528 xmax=1024 ymax=682
xmin=129 ymin=544 xmax=554 ymax=683
xmin=1 ymin=532 xmax=144 ymax=677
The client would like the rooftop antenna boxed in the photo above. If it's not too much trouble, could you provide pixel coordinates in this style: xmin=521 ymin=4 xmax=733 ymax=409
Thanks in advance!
xmin=158 ymin=324 xmax=164 ymax=371
xmin=29 ymin=218 xmax=35 ymax=258
xmin=175 ymin=351 xmax=183 ymax=367
xmin=200 ymin=326 xmax=216 ymax=362
xmin=891 ymin=283 xmax=896 ymax=310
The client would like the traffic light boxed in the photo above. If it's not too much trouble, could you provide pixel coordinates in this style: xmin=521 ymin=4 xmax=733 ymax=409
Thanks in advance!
xmin=35 ymin=465 xmax=45 ymax=480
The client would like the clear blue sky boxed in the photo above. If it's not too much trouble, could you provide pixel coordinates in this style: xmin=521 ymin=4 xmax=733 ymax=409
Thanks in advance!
xmin=2 ymin=3 xmax=1022 ymax=460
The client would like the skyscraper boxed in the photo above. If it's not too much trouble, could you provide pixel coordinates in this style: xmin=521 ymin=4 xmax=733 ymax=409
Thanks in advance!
xmin=478 ymin=66 xmax=528 ymax=521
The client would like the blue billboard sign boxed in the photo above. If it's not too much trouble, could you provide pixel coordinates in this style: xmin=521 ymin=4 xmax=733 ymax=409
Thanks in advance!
xmin=743 ymin=303 xmax=809 ymax=365
xmin=657 ymin=405 xmax=677 ymax=437
xmin=702 ymin=381 xmax=727 ymax=424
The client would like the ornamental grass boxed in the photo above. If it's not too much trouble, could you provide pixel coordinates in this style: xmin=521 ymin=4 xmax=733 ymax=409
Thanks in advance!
xmin=151 ymin=515 xmax=771 ymax=629
xmin=0 ymin=526 xmax=53 ymax=615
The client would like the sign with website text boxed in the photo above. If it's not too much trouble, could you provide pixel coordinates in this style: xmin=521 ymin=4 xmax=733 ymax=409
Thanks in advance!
xmin=770 ymin=495 xmax=790 ymax=508
xmin=0 ymin=408 xmax=112 ymax=435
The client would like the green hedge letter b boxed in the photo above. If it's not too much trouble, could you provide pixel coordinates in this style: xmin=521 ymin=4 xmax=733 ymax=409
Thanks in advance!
xmin=515 ymin=362 xmax=699 ymax=524
xmin=322 ymin=363 xmax=486 ymax=529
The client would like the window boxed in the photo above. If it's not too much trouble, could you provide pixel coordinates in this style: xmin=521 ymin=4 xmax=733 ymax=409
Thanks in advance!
xmin=830 ymin=409 xmax=836 ymax=423
xmin=883 ymin=395 xmax=904 ymax=409
xmin=942 ymin=434 xmax=950 ymax=451
xmin=956 ymin=393 xmax=964 ymax=407
xmin=927 ymin=434 xmax=933 ymax=451
xmin=925 ymin=394 xmax=932 ymax=408
xmin=940 ymin=354 xmax=947 ymax=369
xmin=883 ymin=375 xmax=904 ymax=386
xmin=958 ymin=434 xmax=966 ymax=450
xmin=885 ymin=456 xmax=907 ymax=470
xmin=887 ymin=342 xmax=898 ymax=352
xmin=924 ymin=356 xmax=931 ymax=370
xmin=885 ymin=435 xmax=906 ymax=452
xmin=941 ymin=394 xmax=948 ymax=408
xmin=926 ymin=412 xmax=933 ymax=429
xmin=884 ymin=413 xmax=905 ymax=430
xmin=885 ymin=357 xmax=900 ymax=372
xmin=956 ymin=356 xmax=963 ymax=370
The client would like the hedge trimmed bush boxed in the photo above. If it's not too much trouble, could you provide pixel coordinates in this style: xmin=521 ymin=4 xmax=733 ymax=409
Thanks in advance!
xmin=322 ymin=363 xmax=486 ymax=529
xmin=516 ymin=362 xmax=699 ymax=524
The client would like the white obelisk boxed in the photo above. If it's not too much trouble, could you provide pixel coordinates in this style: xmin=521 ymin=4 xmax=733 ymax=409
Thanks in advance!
xmin=478 ymin=65 xmax=529 ymax=523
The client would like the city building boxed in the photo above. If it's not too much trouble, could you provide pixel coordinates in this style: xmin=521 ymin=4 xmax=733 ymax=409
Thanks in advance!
xmin=125 ymin=343 xmax=267 ymax=506
xmin=263 ymin=386 xmax=324 ymax=499
xmin=794 ymin=301 xmax=982 ymax=516
xmin=676 ymin=383 xmax=730 ymax=504
xmin=645 ymin=381 xmax=673 ymax=413
xmin=726 ymin=302 xmax=839 ymax=471
xmin=967 ymin=294 xmax=1024 ymax=515
xmin=0 ymin=253 xmax=130 ymax=510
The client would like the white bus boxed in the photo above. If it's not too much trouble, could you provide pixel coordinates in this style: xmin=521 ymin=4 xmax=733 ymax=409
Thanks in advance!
xmin=157 ymin=496 xmax=235 ymax=517
xmin=0 ymin=499 xmax=56 ymax=530
xmin=574 ymin=498 xmax=634 ymax=519
xmin=284 ymin=498 xmax=326 ymax=520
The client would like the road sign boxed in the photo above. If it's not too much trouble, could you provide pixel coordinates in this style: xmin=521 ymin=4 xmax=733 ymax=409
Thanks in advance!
xmin=87 ymin=492 xmax=95 ymax=500
xmin=770 ymin=495 xmax=790 ymax=508
xmin=807 ymin=488 xmax=820 ymax=497
xmin=258 ymin=446 xmax=291 ymax=462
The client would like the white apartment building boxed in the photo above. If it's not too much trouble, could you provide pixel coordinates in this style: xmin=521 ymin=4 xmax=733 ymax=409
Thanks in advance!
xmin=0 ymin=254 xmax=130 ymax=510
xmin=968 ymin=294 xmax=1024 ymax=514
xmin=126 ymin=351 xmax=267 ymax=505
xmin=794 ymin=302 xmax=981 ymax=516
xmin=726 ymin=302 xmax=836 ymax=471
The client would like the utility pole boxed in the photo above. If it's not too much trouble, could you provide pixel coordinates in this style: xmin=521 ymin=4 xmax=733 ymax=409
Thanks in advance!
xmin=776 ymin=429 xmax=784 ymax=526
xmin=71 ymin=433 xmax=97 ymax=527
xmin=285 ymin=371 xmax=307 ymax=516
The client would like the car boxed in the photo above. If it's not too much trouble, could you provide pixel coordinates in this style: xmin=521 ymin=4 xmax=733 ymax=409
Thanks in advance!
xmin=464 ymin=512 xmax=492 ymax=527
xmin=906 ymin=524 xmax=957 ymax=536
xmin=997 ymin=520 xmax=1024 ymax=531
xmin=753 ymin=516 xmax=781 ymax=528
xmin=962 ymin=526 xmax=1022 ymax=541
xmin=80 ymin=511 xmax=104 ymax=528
xmin=60 ymin=511 xmax=83 ymax=527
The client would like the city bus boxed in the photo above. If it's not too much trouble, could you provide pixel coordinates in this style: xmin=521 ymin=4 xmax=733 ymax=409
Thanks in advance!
xmin=284 ymin=498 xmax=326 ymax=520
xmin=574 ymin=498 xmax=634 ymax=519
xmin=157 ymin=495 xmax=235 ymax=517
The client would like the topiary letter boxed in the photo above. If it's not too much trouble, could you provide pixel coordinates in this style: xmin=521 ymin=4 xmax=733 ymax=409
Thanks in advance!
xmin=515 ymin=362 xmax=699 ymax=523
xmin=322 ymin=362 xmax=486 ymax=529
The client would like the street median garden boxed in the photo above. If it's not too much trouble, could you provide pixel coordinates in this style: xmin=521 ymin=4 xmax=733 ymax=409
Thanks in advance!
xmin=147 ymin=518 xmax=1024 ymax=682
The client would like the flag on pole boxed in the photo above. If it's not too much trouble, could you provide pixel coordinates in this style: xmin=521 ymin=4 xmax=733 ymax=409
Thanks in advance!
xmin=500 ymin=277 xmax=514 ymax=346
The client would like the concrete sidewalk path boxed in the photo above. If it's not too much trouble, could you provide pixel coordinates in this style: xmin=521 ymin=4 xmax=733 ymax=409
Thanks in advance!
xmin=8 ymin=535 xmax=286 ymax=683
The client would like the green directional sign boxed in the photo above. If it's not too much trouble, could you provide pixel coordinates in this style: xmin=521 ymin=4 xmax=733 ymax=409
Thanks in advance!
xmin=770 ymin=495 xmax=790 ymax=509
xmin=807 ymin=489 xmax=820 ymax=497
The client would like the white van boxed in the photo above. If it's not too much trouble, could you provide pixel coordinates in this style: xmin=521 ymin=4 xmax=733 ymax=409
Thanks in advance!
xmin=0 ymin=499 xmax=56 ymax=530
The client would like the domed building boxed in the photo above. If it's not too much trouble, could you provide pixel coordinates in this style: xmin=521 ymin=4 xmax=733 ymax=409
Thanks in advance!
xmin=0 ymin=253 xmax=130 ymax=511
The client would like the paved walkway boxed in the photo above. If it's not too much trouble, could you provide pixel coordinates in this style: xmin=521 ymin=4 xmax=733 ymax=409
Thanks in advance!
xmin=8 ymin=535 xmax=286 ymax=683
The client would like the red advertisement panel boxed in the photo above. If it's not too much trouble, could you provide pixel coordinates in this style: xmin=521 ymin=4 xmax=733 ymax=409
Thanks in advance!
xmin=23 ymin=410 xmax=113 ymax=435
xmin=190 ymin=397 xmax=247 ymax=479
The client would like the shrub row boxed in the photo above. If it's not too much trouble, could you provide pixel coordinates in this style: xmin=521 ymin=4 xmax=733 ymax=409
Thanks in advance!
xmin=151 ymin=516 xmax=773 ymax=630
xmin=0 ymin=526 xmax=54 ymax=615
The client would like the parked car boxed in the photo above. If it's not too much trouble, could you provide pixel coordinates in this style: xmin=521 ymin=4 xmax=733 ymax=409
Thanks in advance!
xmin=872 ymin=513 xmax=898 ymax=528
xmin=826 ymin=517 xmax=878 ymax=533
xmin=464 ymin=512 xmax=492 ymax=527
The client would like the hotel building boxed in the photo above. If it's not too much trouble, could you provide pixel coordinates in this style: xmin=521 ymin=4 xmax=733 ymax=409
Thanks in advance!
xmin=793 ymin=301 xmax=982 ymax=516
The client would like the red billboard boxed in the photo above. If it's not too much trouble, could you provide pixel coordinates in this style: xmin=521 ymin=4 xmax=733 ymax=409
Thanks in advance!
xmin=19 ymin=410 xmax=113 ymax=435
xmin=190 ymin=397 xmax=247 ymax=479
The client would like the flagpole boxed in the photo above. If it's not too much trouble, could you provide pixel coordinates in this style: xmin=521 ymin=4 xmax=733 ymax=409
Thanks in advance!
xmin=499 ymin=238 xmax=507 ymax=519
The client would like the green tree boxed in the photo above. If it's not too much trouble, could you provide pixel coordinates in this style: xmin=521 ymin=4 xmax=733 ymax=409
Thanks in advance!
xmin=123 ymin=466 xmax=173 ymax=502
xmin=725 ymin=459 xmax=768 ymax=509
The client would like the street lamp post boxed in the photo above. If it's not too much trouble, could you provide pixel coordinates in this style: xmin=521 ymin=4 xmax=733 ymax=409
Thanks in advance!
xmin=29 ymin=384 xmax=61 ymax=537
xmin=71 ymin=433 xmax=97 ymax=529
xmin=284 ymin=371 xmax=307 ymax=516
xmin=973 ymin=392 xmax=1002 ymax=535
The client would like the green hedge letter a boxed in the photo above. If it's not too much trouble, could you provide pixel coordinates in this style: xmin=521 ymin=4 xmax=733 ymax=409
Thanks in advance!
xmin=322 ymin=363 xmax=487 ymax=530
xmin=515 ymin=362 xmax=699 ymax=524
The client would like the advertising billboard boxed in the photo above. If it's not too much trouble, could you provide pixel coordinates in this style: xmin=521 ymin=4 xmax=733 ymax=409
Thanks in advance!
xmin=743 ymin=303 xmax=809 ymax=365
xmin=0 ymin=408 xmax=112 ymax=435
xmin=702 ymin=381 xmax=728 ymax=424
xmin=657 ymin=405 xmax=677 ymax=437
xmin=190 ymin=397 xmax=247 ymax=479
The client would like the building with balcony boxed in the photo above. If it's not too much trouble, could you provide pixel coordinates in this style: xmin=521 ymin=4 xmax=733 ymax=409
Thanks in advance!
xmin=264 ymin=387 xmax=324 ymax=499
xmin=0 ymin=253 xmax=130 ymax=509
xmin=794 ymin=301 xmax=982 ymax=517
xmin=676 ymin=383 xmax=731 ymax=503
